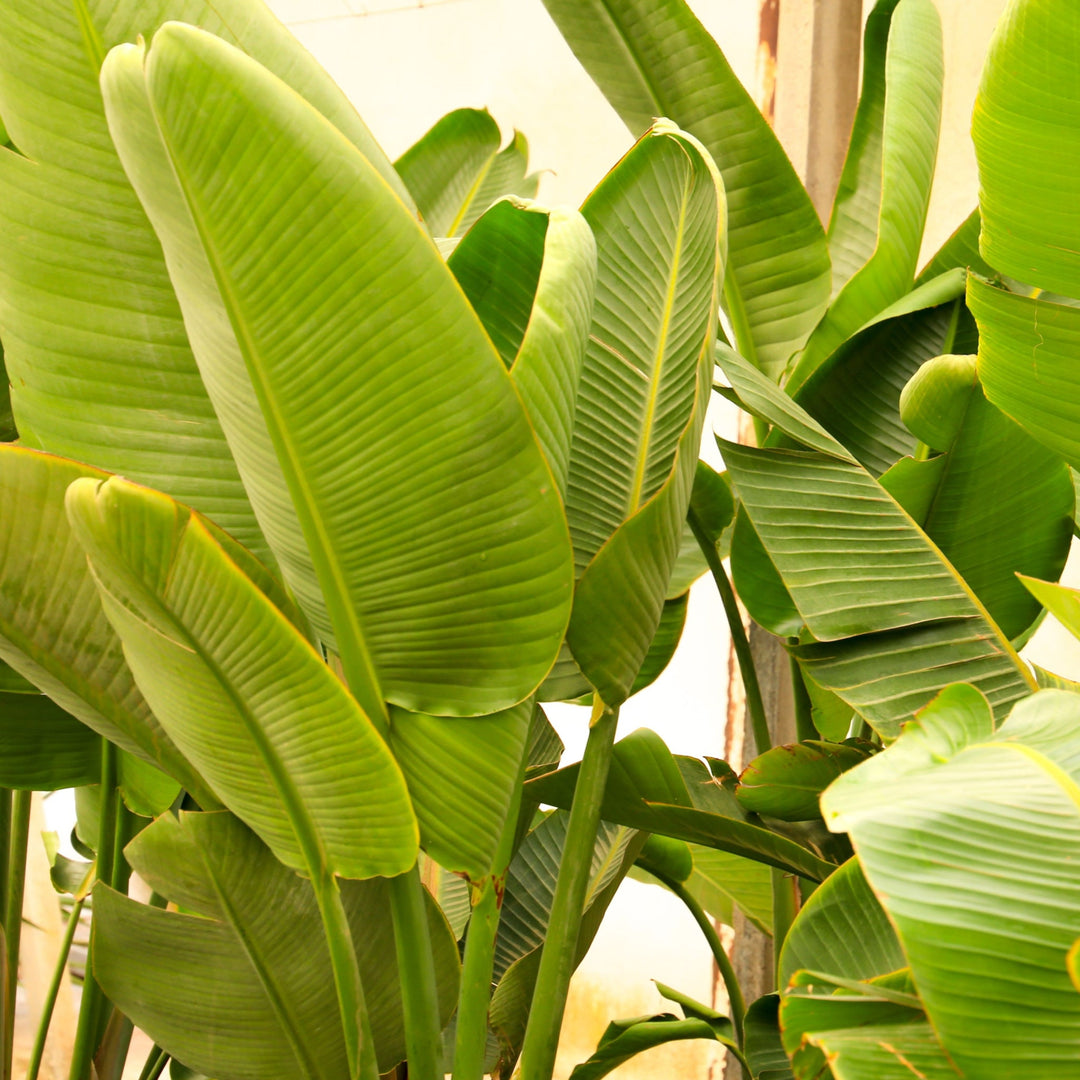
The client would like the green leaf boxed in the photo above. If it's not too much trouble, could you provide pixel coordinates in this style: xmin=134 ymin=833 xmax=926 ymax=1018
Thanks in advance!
xmin=103 ymin=26 xmax=573 ymax=719
xmin=66 ymin=474 xmax=418 ymax=881
xmin=744 ymin=994 xmax=794 ymax=1080
xmin=973 ymin=0 xmax=1080 ymax=298
xmin=667 ymin=462 xmax=735 ymax=598
xmin=686 ymin=845 xmax=773 ymax=934
xmin=970 ymin=274 xmax=1080 ymax=470
xmin=730 ymin=509 xmax=803 ymax=639
xmin=779 ymin=858 xmax=903 ymax=992
xmin=488 ymin=816 xmax=646 ymax=1075
xmin=888 ymin=355 xmax=1073 ymax=638
xmin=738 ymin=742 xmax=873 ymax=823
xmin=788 ymin=0 xmax=943 ymax=393
xmin=0 ymin=446 xmax=211 ymax=802
xmin=822 ymin=684 xmax=1080 ymax=1075
xmin=721 ymin=435 xmax=1035 ymax=739
xmin=1020 ymin=575 xmax=1080 ymax=644
xmin=0 ymin=1 xmax=410 ymax=556
xmin=568 ymin=1011 xmax=736 ymax=1080
xmin=787 ymin=272 xmax=973 ymax=476
xmin=0 ymin=690 xmax=99 ymax=789
xmin=96 ymin=811 xmax=459 ymax=1078
xmin=564 ymin=121 xmax=723 ymax=703
xmin=539 ymin=0 xmax=830 ymax=378
xmin=394 ymin=110 xmax=537 ymax=237
xmin=527 ymin=729 xmax=838 ymax=881
xmin=795 ymin=1023 xmax=959 ymax=1080
xmin=449 ymin=197 xmax=596 ymax=491
xmin=630 ymin=592 xmax=689 ymax=695
xmin=914 ymin=209 xmax=990 ymax=285
xmin=389 ymin=699 xmax=532 ymax=880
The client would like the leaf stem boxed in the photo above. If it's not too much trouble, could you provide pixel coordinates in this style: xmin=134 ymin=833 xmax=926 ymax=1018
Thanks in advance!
xmin=643 ymin=865 xmax=745 ymax=1046
xmin=25 ymin=897 xmax=86 ymax=1080
xmin=389 ymin=865 xmax=444 ymax=1080
xmin=69 ymin=741 xmax=119 ymax=1080
xmin=311 ymin=867 xmax=378 ymax=1080
xmin=770 ymin=868 xmax=799 ymax=989
xmin=2 ymin=791 xmax=30 ymax=1080
xmin=688 ymin=507 xmax=771 ymax=753
xmin=518 ymin=696 xmax=619 ymax=1080
xmin=135 ymin=1045 xmax=169 ymax=1080
xmin=789 ymin=657 xmax=816 ymax=743
xmin=451 ymin=734 xmax=531 ymax=1080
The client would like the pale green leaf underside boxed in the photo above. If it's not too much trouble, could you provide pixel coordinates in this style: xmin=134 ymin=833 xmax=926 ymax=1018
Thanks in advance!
xmin=67 ymin=475 xmax=418 ymax=880
xmin=109 ymin=25 xmax=573 ymax=718
xmin=540 ymin=0 xmax=830 ymax=377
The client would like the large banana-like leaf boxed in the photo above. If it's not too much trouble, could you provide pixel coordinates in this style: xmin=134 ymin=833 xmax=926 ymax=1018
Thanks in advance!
xmin=0 ymin=0 xmax=410 ymax=556
xmin=394 ymin=109 xmax=539 ymax=238
xmin=103 ymin=26 xmax=573 ymax=720
xmin=823 ymin=685 xmax=1080 ymax=1076
xmin=66 ymin=474 xmax=418 ymax=880
xmin=95 ymin=811 xmax=459 ymax=1079
xmin=0 ymin=688 xmax=99 ymax=789
xmin=541 ymin=0 xmax=829 ymax=379
xmin=388 ymin=700 xmax=532 ymax=881
xmin=787 ymin=0 xmax=943 ymax=394
xmin=449 ymin=197 xmax=596 ymax=491
xmin=886 ymin=353 xmax=1073 ymax=639
xmin=0 ymin=445 xmax=211 ymax=801
xmin=717 ymin=348 xmax=1034 ymax=738
xmin=563 ymin=120 xmax=722 ymax=703
xmin=969 ymin=2 xmax=1080 ymax=463
xmin=785 ymin=270 xmax=972 ymax=476
xmin=527 ymin=729 xmax=838 ymax=881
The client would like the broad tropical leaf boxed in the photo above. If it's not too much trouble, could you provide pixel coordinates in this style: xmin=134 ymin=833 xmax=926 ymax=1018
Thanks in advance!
xmin=787 ymin=0 xmax=943 ymax=392
xmin=564 ymin=120 xmax=723 ymax=703
xmin=67 ymin=474 xmax=418 ymax=880
xmin=394 ymin=109 xmax=539 ymax=237
xmin=1019 ymin=575 xmax=1080 ymax=643
xmin=540 ymin=0 xmax=830 ymax=378
xmin=103 ymin=27 xmax=573 ymax=720
xmin=793 ymin=1023 xmax=958 ymax=1080
xmin=527 ymin=729 xmax=838 ymax=881
xmin=95 ymin=811 xmax=459 ymax=1078
xmin=0 ymin=446 xmax=211 ymax=801
xmin=744 ymin=995 xmax=794 ymax=1080
xmin=823 ymin=684 xmax=1080 ymax=1075
xmin=717 ymin=346 xmax=1035 ymax=738
xmin=888 ymin=353 xmax=1073 ymax=638
xmin=388 ymin=700 xmax=532 ymax=880
xmin=0 ymin=689 xmax=99 ymax=789
xmin=0 ymin=0 xmax=410 ymax=556
xmin=449 ymin=196 xmax=596 ymax=491
xmin=666 ymin=461 xmax=735 ymax=599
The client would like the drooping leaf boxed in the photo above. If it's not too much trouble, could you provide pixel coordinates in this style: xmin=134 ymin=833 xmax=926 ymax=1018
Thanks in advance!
xmin=395 ymin=110 xmax=538 ymax=237
xmin=788 ymin=0 xmax=943 ymax=392
xmin=737 ymin=742 xmax=873 ymax=823
xmin=564 ymin=121 xmax=723 ymax=703
xmin=540 ymin=0 xmax=830 ymax=378
xmin=449 ymin=196 xmax=596 ymax=491
xmin=630 ymin=592 xmax=689 ymax=695
xmin=103 ymin=26 xmax=573 ymax=720
xmin=67 ymin=474 xmax=418 ymax=881
xmin=744 ymin=994 xmax=794 ymax=1080
xmin=666 ymin=461 xmax=735 ymax=599
xmin=1019 ymin=575 xmax=1080 ymax=644
xmin=96 ymin=811 xmax=459 ymax=1078
xmin=887 ymin=353 xmax=1074 ymax=638
xmin=823 ymin=685 xmax=1080 ymax=1075
xmin=0 ymin=0 xmax=411 ymax=557
xmin=527 ymin=729 xmax=838 ymax=881
xmin=0 ymin=445 xmax=211 ymax=802
xmin=389 ymin=699 xmax=532 ymax=880
xmin=730 ymin=509 xmax=803 ymax=639
xmin=720 ymin=432 xmax=1035 ymax=738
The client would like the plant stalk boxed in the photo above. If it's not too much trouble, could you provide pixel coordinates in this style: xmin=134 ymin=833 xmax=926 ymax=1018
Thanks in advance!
xmin=451 ymin=734 xmax=531 ymax=1080
xmin=0 ymin=789 xmax=11 ymax=932
xmin=643 ymin=865 xmax=745 ymax=1046
xmin=389 ymin=865 xmax=443 ymax=1080
xmin=688 ymin=507 xmax=771 ymax=754
xmin=68 ymin=741 xmax=119 ymax=1080
xmin=770 ymin=868 xmax=799 ymax=989
xmin=25 ymin=897 xmax=86 ymax=1080
xmin=517 ymin=696 xmax=619 ymax=1080
xmin=790 ymin=656 xmax=816 ymax=743
xmin=135 ymin=1045 xmax=169 ymax=1080
xmin=311 ymin=867 xmax=379 ymax=1080
xmin=1 ymin=791 xmax=31 ymax=1080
